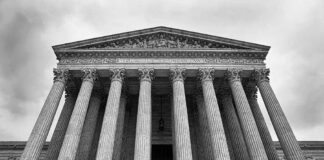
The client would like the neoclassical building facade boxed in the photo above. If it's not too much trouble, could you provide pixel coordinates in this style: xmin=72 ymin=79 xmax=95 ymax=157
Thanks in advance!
xmin=20 ymin=27 xmax=308 ymax=160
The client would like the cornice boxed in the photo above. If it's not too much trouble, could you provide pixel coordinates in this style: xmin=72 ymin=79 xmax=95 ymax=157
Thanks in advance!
xmin=55 ymin=49 xmax=267 ymax=60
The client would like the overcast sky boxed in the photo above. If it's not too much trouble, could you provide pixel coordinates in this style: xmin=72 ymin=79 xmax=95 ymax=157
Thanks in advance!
xmin=0 ymin=0 xmax=323 ymax=141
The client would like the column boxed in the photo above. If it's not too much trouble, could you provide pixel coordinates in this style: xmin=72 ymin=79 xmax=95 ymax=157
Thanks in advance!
xmin=20 ymin=69 xmax=69 ymax=160
xmin=75 ymin=89 xmax=102 ymax=160
xmin=170 ymin=68 xmax=193 ymax=160
xmin=195 ymin=94 xmax=214 ymax=160
xmin=134 ymin=68 xmax=154 ymax=160
xmin=253 ymin=69 xmax=305 ymax=160
xmin=96 ymin=68 xmax=125 ymax=160
xmin=219 ymin=85 xmax=250 ymax=160
xmin=58 ymin=68 xmax=97 ymax=160
xmin=112 ymin=93 xmax=127 ymax=160
xmin=198 ymin=68 xmax=231 ymax=160
xmin=225 ymin=68 xmax=268 ymax=160
xmin=45 ymin=83 xmax=78 ymax=160
xmin=244 ymin=82 xmax=280 ymax=160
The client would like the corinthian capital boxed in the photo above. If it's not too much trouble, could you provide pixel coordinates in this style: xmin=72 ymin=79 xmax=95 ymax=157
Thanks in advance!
xmin=170 ymin=68 xmax=186 ymax=82
xmin=225 ymin=68 xmax=242 ymax=82
xmin=53 ymin=68 xmax=70 ymax=83
xmin=110 ymin=68 xmax=126 ymax=82
xmin=138 ymin=68 xmax=154 ymax=82
xmin=252 ymin=69 xmax=270 ymax=83
xmin=82 ymin=68 xmax=98 ymax=83
xmin=198 ymin=68 xmax=215 ymax=81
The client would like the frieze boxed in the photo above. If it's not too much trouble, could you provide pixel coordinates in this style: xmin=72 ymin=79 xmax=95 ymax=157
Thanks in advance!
xmin=58 ymin=58 xmax=265 ymax=65
xmin=76 ymin=32 xmax=249 ymax=50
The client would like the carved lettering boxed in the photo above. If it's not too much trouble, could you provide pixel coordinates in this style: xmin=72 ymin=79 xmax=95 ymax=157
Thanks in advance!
xmin=58 ymin=58 xmax=264 ymax=65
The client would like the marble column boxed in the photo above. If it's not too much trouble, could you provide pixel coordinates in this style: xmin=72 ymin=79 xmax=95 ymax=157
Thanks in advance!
xmin=244 ymin=82 xmax=280 ymax=160
xmin=225 ymin=68 xmax=268 ymax=160
xmin=170 ymin=68 xmax=193 ymax=160
xmin=96 ymin=68 xmax=125 ymax=160
xmin=134 ymin=68 xmax=154 ymax=160
xmin=58 ymin=68 xmax=97 ymax=160
xmin=198 ymin=68 xmax=231 ymax=160
xmin=75 ymin=89 xmax=102 ymax=160
xmin=195 ymin=94 xmax=214 ymax=160
xmin=20 ymin=69 xmax=69 ymax=160
xmin=45 ymin=83 xmax=77 ymax=160
xmin=219 ymin=85 xmax=250 ymax=160
xmin=112 ymin=94 xmax=127 ymax=160
xmin=253 ymin=69 xmax=305 ymax=160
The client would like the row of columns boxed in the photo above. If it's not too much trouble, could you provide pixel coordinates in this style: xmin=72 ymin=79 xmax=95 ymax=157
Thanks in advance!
xmin=21 ymin=68 xmax=305 ymax=160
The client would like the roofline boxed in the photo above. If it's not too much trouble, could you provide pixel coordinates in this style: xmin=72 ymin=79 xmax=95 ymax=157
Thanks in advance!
xmin=52 ymin=26 xmax=270 ymax=52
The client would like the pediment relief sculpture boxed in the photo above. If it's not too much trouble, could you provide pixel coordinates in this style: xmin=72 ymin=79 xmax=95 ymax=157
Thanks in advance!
xmin=77 ymin=32 xmax=249 ymax=50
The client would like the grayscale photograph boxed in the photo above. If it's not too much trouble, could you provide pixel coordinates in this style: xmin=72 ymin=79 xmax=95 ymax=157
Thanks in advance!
xmin=0 ymin=0 xmax=323 ymax=159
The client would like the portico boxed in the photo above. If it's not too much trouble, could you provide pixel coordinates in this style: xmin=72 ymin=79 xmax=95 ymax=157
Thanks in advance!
xmin=21 ymin=27 xmax=305 ymax=160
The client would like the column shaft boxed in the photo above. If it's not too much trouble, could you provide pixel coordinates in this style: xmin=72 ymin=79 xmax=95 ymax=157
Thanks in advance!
xmin=220 ymin=88 xmax=250 ymax=160
xmin=199 ymin=68 xmax=230 ymax=160
xmin=170 ymin=68 xmax=193 ymax=160
xmin=221 ymin=113 xmax=236 ymax=160
xmin=134 ymin=68 xmax=153 ymax=160
xmin=21 ymin=69 xmax=68 ymax=160
xmin=45 ymin=89 xmax=76 ymax=160
xmin=112 ymin=95 xmax=127 ymax=160
xmin=58 ymin=69 xmax=97 ymax=160
xmin=196 ymin=95 xmax=214 ymax=160
xmin=75 ymin=90 xmax=102 ymax=160
xmin=249 ymin=96 xmax=280 ymax=160
xmin=96 ymin=69 xmax=125 ymax=160
xmin=226 ymin=69 xmax=268 ymax=160
xmin=254 ymin=69 xmax=305 ymax=160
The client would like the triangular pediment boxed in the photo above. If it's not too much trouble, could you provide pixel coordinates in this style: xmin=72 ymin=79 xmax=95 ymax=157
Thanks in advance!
xmin=74 ymin=32 xmax=249 ymax=50
xmin=53 ymin=26 xmax=270 ymax=51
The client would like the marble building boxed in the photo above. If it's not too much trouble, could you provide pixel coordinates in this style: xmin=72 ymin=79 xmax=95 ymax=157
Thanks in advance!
xmin=16 ymin=27 xmax=317 ymax=160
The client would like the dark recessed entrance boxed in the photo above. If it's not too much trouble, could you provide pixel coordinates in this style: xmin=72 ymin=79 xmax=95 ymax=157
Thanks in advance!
xmin=152 ymin=145 xmax=173 ymax=160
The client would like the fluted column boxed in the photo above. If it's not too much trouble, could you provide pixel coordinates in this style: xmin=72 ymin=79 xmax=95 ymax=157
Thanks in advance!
xmin=195 ymin=93 xmax=214 ymax=160
xmin=170 ymin=68 xmax=193 ymax=160
xmin=45 ymin=83 xmax=77 ymax=160
xmin=225 ymin=68 xmax=268 ymax=160
xmin=253 ymin=69 xmax=305 ymax=160
xmin=75 ymin=89 xmax=102 ymax=160
xmin=58 ymin=68 xmax=97 ymax=160
xmin=244 ymin=82 xmax=280 ymax=160
xmin=96 ymin=68 xmax=125 ymax=160
xmin=134 ymin=68 xmax=154 ymax=160
xmin=198 ymin=68 xmax=231 ymax=160
xmin=219 ymin=85 xmax=250 ymax=160
xmin=20 ymin=69 xmax=69 ymax=160
xmin=112 ymin=93 xmax=127 ymax=160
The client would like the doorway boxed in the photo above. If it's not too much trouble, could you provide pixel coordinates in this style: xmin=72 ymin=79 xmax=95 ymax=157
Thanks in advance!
xmin=151 ymin=145 xmax=173 ymax=160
